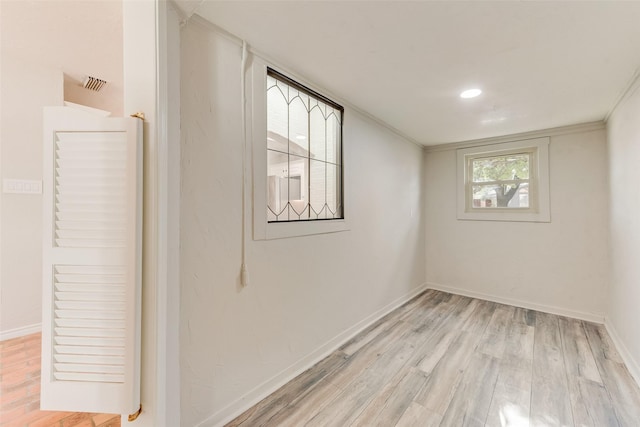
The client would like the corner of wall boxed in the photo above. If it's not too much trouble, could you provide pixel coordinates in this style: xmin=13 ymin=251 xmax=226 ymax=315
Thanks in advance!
xmin=604 ymin=67 xmax=640 ymax=123
xmin=604 ymin=65 xmax=640 ymax=391
xmin=604 ymin=317 xmax=640 ymax=387
xmin=426 ymin=283 xmax=605 ymax=324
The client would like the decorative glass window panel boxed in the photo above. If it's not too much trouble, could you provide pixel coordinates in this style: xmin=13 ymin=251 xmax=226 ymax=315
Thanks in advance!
xmin=266 ymin=69 xmax=344 ymax=222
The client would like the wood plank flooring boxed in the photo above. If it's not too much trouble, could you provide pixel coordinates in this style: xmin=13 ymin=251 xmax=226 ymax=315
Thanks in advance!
xmin=0 ymin=333 xmax=120 ymax=427
xmin=227 ymin=290 xmax=640 ymax=427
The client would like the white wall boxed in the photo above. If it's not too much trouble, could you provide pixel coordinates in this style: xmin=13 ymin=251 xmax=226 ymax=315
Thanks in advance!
xmin=180 ymin=19 xmax=426 ymax=426
xmin=0 ymin=1 xmax=123 ymax=338
xmin=425 ymin=126 xmax=610 ymax=321
xmin=606 ymin=81 xmax=640 ymax=383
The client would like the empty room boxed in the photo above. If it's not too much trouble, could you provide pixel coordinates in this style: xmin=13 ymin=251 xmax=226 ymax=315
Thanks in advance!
xmin=2 ymin=1 xmax=640 ymax=427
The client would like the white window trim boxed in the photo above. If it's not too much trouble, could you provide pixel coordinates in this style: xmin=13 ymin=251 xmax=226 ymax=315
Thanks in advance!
xmin=456 ymin=137 xmax=550 ymax=222
xmin=466 ymin=148 xmax=537 ymax=213
xmin=250 ymin=58 xmax=349 ymax=240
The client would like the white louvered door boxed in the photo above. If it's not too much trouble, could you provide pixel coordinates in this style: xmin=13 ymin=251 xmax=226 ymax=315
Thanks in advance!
xmin=41 ymin=106 xmax=142 ymax=415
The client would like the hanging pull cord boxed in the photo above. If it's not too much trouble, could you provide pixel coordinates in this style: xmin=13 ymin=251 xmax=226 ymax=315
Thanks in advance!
xmin=240 ymin=40 xmax=250 ymax=287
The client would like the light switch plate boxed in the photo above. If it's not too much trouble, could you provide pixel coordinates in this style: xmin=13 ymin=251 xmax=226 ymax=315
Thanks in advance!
xmin=3 ymin=179 xmax=42 ymax=194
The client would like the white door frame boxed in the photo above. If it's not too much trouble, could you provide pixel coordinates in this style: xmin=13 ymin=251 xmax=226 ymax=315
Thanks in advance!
xmin=123 ymin=1 xmax=180 ymax=425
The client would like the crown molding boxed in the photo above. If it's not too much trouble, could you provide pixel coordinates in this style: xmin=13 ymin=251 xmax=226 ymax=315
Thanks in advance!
xmin=605 ymin=67 xmax=640 ymax=123
xmin=424 ymin=120 xmax=606 ymax=153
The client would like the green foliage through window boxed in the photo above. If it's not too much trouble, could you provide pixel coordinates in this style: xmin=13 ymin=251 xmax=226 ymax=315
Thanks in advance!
xmin=469 ymin=152 xmax=531 ymax=208
xmin=472 ymin=153 xmax=529 ymax=183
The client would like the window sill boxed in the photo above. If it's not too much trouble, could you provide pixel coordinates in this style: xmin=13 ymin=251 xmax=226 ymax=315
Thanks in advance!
xmin=457 ymin=210 xmax=550 ymax=222
xmin=256 ymin=219 xmax=349 ymax=240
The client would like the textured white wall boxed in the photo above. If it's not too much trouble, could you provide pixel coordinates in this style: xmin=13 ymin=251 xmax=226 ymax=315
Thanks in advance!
xmin=180 ymin=20 xmax=426 ymax=426
xmin=607 ymin=82 xmax=640 ymax=381
xmin=425 ymin=128 xmax=610 ymax=320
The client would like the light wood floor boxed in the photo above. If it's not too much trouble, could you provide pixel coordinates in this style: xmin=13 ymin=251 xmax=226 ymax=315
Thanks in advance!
xmin=0 ymin=332 xmax=120 ymax=427
xmin=227 ymin=290 xmax=640 ymax=427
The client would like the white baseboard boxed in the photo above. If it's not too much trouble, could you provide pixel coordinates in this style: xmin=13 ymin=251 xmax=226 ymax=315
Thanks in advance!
xmin=0 ymin=323 xmax=42 ymax=342
xmin=604 ymin=318 xmax=640 ymax=388
xmin=426 ymin=282 xmax=605 ymax=324
xmin=196 ymin=283 xmax=428 ymax=427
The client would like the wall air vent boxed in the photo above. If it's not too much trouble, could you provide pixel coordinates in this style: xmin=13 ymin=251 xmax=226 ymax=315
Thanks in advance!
xmin=83 ymin=76 xmax=107 ymax=92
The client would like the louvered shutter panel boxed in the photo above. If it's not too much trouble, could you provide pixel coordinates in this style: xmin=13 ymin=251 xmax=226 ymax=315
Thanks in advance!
xmin=41 ymin=106 xmax=142 ymax=415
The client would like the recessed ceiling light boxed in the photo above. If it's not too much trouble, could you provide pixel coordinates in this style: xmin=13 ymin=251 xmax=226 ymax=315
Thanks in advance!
xmin=460 ymin=89 xmax=482 ymax=99
xmin=296 ymin=135 xmax=306 ymax=140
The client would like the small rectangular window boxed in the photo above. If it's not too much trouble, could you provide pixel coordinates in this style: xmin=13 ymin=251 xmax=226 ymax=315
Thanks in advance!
xmin=457 ymin=137 xmax=550 ymax=222
xmin=469 ymin=151 xmax=532 ymax=209
xmin=266 ymin=68 xmax=344 ymax=222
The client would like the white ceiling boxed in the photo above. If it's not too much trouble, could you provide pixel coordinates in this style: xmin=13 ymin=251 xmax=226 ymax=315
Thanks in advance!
xmin=176 ymin=1 xmax=640 ymax=145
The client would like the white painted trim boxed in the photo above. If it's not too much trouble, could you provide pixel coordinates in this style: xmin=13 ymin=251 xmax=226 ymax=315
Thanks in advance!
xmin=456 ymin=137 xmax=551 ymax=223
xmin=604 ymin=318 xmax=640 ymax=388
xmin=159 ymin=3 xmax=182 ymax=426
xmin=425 ymin=121 xmax=605 ymax=152
xmin=250 ymin=57 xmax=351 ymax=240
xmin=195 ymin=283 xmax=428 ymax=427
xmin=0 ymin=323 xmax=41 ymax=342
xmin=123 ymin=1 xmax=163 ymax=424
xmin=604 ymin=67 xmax=640 ymax=123
xmin=156 ymin=0 xmax=170 ymax=420
xmin=426 ymin=282 xmax=605 ymax=324
xmin=168 ymin=0 xmax=202 ymax=23
xmin=155 ymin=2 xmax=181 ymax=426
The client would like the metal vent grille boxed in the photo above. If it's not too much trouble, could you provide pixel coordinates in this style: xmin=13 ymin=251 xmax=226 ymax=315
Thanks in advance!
xmin=53 ymin=265 xmax=126 ymax=383
xmin=54 ymin=132 xmax=127 ymax=248
xmin=83 ymin=76 xmax=107 ymax=92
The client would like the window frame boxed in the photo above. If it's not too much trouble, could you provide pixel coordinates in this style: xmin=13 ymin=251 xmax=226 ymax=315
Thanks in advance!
xmin=265 ymin=68 xmax=344 ymax=223
xmin=466 ymin=148 xmax=536 ymax=212
xmin=251 ymin=58 xmax=350 ymax=240
xmin=456 ymin=137 xmax=550 ymax=222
